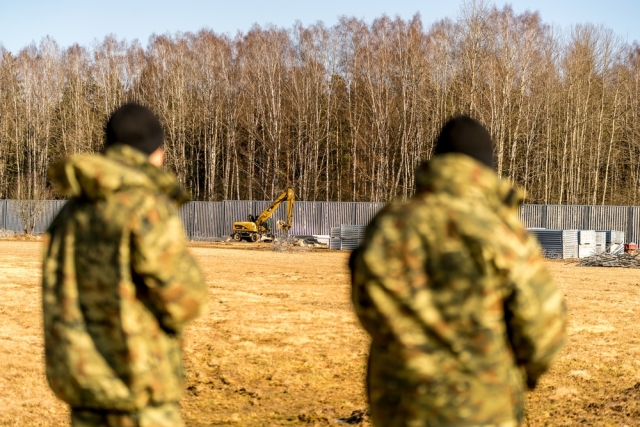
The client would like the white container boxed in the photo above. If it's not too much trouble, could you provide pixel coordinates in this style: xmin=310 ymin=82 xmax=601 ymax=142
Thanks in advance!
xmin=578 ymin=230 xmax=596 ymax=245
xmin=578 ymin=245 xmax=595 ymax=258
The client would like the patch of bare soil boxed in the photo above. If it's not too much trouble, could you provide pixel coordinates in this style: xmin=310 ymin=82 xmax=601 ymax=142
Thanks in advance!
xmin=0 ymin=243 xmax=639 ymax=426
xmin=180 ymin=244 xmax=368 ymax=426
xmin=0 ymin=242 xmax=67 ymax=426
xmin=524 ymin=261 xmax=640 ymax=426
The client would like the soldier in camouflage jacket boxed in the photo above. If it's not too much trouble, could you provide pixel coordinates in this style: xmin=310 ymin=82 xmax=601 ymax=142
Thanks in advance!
xmin=42 ymin=104 xmax=207 ymax=427
xmin=350 ymin=116 xmax=567 ymax=427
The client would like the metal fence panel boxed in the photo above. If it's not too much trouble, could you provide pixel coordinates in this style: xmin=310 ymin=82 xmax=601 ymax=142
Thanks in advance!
xmin=544 ymin=205 xmax=564 ymax=229
xmin=2 ymin=200 xmax=66 ymax=234
xmin=627 ymin=207 xmax=640 ymax=244
xmin=589 ymin=206 xmax=628 ymax=239
xmin=212 ymin=202 xmax=227 ymax=238
xmin=179 ymin=203 xmax=194 ymax=238
xmin=518 ymin=204 xmax=545 ymax=228
xmin=56 ymin=200 xmax=67 ymax=214
xmin=354 ymin=202 xmax=385 ymax=226
xmin=4 ymin=200 xmax=640 ymax=243
xmin=0 ymin=199 xmax=5 ymax=230
xmin=190 ymin=201 xmax=224 ymax=241
xmin=320 ymin=202 xmax=355 ymax=235
xmin=560 ymin=205 xmax=589 ymax=230
xmin=5 ymin=200 xmax=25 ymax=232
xmin=289 ymin=201 xmax=322 ymax=235
xmin=34 ymin=202 xmax=49 ymax=233
xmin=36 ymin=200 xmax=67 ymax=233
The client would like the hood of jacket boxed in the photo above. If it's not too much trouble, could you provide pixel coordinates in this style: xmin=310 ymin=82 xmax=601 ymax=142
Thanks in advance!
xmin=414 ymin=153 xmax=523 ymax=210
xmin=47 ymin=144 xmax=190 ymax=205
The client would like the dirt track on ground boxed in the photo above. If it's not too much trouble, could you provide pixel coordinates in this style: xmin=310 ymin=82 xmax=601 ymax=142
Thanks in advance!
xmin=0 ymin=241 xmax=639 ymax=426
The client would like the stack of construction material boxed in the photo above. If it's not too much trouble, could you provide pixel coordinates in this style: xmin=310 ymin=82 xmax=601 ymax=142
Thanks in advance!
xmin=311 ymin=235 xmax=330 ymax=245
xmin=339 ymin=224 xmax=366 ymax=250
xmin=578 ymin=252 xmax=640 ymax=268
xmin=597 ymin=230 xmax=625 ymax=253
xmin=329 ymin=227 xmax=341 ymax=250
xmin=611 ymin=244 xmax=624 ymax=254
xmin=328 ymin=225 xmax=367 ymax=250
xmin=527 ymin=229 xmax=579 ymax=259
xmin=578 ymin=230 xmax=596 ymax=258
xmin=595 ymin=231 xmax=607 ymax=254
xmin=612 ymin=230 xmax=625 ymax=253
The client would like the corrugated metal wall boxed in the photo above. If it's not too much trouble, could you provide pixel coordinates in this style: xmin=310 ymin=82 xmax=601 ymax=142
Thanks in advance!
xmin=1 ymin=200 xmax=639 ymax=243
xmin=321 ymin=202 xmax=355 ymax=235
xmin=355 ymin=202 xmax=386 ymax=225
xmin=628 ymin=207 xmax=640 ymax=244
xmin=290 ymin=202 xmax=322 ymax=236
xmin=1 ymin=200 xmax=66 ymax=234
xmin=0 ymin=200 xmax=5 ymax=231
xmin=188 ymin=202 xmax=225 ymax=241
xmin=518 ymin=204 xmax=544 ymax=228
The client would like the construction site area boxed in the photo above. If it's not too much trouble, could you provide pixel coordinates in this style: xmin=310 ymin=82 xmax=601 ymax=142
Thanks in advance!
xmin=4 ymin=1 xmax=640 ymax=425
xmin=1 ymin=239 xmax=639 ymax=426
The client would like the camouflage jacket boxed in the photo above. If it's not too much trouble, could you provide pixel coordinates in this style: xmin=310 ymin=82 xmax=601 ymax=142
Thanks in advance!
xmin=351 ymin=153 xmax=567 ymax=427
xmin=42 ymin=144 xmax=207 ymax=411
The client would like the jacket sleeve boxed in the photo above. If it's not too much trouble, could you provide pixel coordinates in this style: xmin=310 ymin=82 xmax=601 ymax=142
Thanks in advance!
xmin=350 ymin=212 xmax=399 ymax=341
xmin=130 ymin=195 xmax=207 ymax=333
xmin=501 ymin=228 xmax=567 ymax=389
xmin=350 ymin=246 xmax=385 ymax=339
xmin=350 ymin=206 xmax=431 ymax=345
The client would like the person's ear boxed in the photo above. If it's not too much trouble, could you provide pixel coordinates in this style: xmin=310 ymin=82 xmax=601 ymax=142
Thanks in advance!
xmin=148 ymin=147 xmax=165 ymax=167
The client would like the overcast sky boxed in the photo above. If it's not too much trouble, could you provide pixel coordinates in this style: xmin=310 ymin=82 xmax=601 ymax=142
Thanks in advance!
xmin=1 ymin=0 xmax=639 ymax=53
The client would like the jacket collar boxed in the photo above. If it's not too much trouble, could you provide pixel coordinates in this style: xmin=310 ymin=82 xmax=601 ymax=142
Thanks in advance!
xmin=104 ymin=144 xmax=190 ymax=205
xmin=414 ymin=153 xmax=522 ymax=210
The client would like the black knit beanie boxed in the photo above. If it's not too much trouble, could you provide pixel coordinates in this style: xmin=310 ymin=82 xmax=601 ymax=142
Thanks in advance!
xmin=104 ymin=103 xmax=164 ymax=155
xmin=433 ymin=116 xmax=494 ymax=169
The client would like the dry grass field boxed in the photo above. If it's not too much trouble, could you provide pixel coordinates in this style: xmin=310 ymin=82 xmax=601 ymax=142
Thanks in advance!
xmin=0 ymin=240 xmax=639 ymax=426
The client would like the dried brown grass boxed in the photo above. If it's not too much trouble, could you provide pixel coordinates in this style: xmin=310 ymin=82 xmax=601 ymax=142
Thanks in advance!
xmin=0 ymin=242 xmax=639 ymax=426
xmin=524 ymin=261 xmax=640 ymax=426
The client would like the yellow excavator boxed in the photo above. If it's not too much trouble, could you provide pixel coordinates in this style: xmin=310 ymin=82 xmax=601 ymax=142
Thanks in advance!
xmin=231 ymin=188 xmax=294 ymax=242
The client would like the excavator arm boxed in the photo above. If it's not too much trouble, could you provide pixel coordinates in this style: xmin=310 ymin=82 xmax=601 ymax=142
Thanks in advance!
xmin=256 ymin=188 xmax=295 ymax=231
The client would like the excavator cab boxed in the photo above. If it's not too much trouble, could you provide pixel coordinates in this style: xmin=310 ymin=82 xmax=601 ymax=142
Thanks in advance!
xmin=231 ymin=189 xmax=294 ymax=242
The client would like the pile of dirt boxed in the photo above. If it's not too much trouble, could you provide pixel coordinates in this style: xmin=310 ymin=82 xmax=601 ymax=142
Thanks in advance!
xmin=272 ymin=235 xmax=312 ymax=252
xmin=272 ymin=235 xmax=328 ymax=252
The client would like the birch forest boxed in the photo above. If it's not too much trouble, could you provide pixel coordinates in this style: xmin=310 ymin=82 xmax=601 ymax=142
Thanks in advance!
xmin=1 ymin=2 xmax=640 ymax=204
